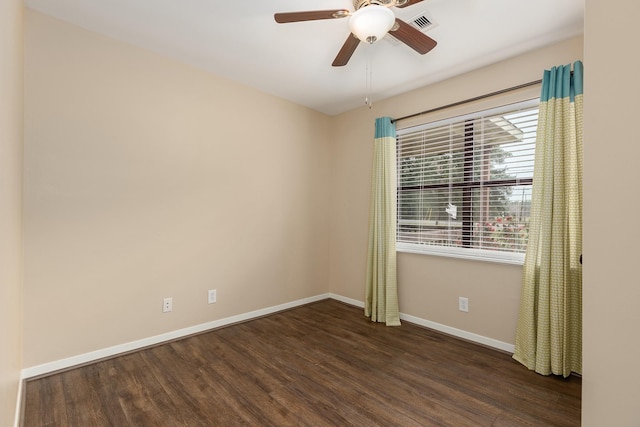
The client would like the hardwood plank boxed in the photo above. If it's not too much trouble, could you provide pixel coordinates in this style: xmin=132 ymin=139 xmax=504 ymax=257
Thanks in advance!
xmin=23 ymin=373 xmax=70 ymax=426
xmin=22 ymin=299 xmax=581 ymax=426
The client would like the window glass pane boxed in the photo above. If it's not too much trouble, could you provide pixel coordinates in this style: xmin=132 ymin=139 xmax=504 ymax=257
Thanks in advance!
xmin=472 ymin=185 xmax=530 ymax=253
xmin=398 ymin=188 xmax=463 ymax=247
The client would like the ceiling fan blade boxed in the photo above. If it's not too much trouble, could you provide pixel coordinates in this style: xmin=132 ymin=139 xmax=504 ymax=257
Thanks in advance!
xmin=332 ymin=34 xmax=360 ymax=67
xmin=274 ymin=10 xmax=350 ymax=24
xmin=395 ymin=0 xmax=425 ymax=8
xmin=390 ymin=18 xmax=437 ymax=54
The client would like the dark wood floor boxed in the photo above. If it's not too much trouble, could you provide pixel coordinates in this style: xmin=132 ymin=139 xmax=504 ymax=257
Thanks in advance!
xmin=22 ymin=299 xmax=581 ymax=426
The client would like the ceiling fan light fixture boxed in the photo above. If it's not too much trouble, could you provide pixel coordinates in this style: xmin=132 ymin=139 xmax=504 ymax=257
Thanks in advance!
xmin=349 ymin=5 xmax=395 ymax=44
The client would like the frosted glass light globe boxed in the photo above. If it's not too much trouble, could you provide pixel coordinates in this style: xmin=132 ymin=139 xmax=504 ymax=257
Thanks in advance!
xmin=349 ymin=5 xmax=395 ymax=44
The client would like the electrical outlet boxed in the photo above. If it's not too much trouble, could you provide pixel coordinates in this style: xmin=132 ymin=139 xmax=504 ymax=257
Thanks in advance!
xmin=163 ymin=297 xmax=173 ymax=313
xmin=458 ymin=297 xmax=469 ymax=312
xmin=208 ymin=289 xmax=217 ymax=304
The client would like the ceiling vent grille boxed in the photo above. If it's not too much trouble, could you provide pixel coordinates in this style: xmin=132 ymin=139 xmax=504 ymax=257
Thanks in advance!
xmin=412 ymin=15 xmax=433 ymax=29
xmin=408 ymin=11 xmax=437 ymax=32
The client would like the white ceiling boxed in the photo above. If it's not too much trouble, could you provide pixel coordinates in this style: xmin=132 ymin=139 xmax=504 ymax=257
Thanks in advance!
xmin=24 ymin=0 xmax=584 ymax=116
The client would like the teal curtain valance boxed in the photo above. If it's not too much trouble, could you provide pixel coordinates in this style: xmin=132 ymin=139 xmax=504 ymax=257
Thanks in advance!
xmin=374 ymin=116 xmax=395 ymax=139
xmin=540 ymin=60 xmax=583 ymax=102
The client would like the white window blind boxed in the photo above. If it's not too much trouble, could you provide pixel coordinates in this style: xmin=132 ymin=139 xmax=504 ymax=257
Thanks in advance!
xmin=396 ymin=99 xmax=538 ymax=264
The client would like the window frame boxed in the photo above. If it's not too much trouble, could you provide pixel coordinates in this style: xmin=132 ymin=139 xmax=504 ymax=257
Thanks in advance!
xmin=395 ymin=98 xmax=539 ymax=265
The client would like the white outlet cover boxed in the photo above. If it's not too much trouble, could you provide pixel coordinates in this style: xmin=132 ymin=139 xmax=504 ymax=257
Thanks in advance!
xmin=208 ymin=289 xmax=217 ymax=304
xmin=163 ymin=297 xmax=173 ymax=313
xmin=458 ymin=297 xmax=469 ymax=313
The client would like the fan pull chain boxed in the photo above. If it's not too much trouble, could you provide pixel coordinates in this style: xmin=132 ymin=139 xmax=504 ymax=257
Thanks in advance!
xmin=365 ymin=43 xmax=373 ymax=109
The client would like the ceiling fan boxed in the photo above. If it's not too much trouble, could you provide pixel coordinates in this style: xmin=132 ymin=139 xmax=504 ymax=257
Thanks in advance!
xmin=274 ymin=0 xmax=437 ymax=67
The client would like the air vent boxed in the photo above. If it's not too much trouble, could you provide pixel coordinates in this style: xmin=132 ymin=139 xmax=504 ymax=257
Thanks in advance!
xmin=412 ymin=15 xmax=432 ymax=29
xmin=408 ymin=11 xmax=437 ymax=32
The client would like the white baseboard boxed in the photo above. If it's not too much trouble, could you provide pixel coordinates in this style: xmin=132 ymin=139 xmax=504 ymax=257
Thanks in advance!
xmin=399 ymin=313 xmax=515 ymax=353
xmin=330 ymin=293 xmax=514 ymax=354
xmin=328 ymin=293 xmax=365 ymax=308
xmin=21 ymin=292 xmax=513 ymax=380
xmin=21 ymin=293 xmax=331 ymax=379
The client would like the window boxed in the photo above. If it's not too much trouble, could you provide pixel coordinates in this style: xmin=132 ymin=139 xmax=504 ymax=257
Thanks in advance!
xmin=396 ymin=99 xmax=538 ymax=264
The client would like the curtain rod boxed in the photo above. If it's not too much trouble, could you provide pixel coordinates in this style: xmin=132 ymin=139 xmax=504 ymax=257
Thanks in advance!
xmin=391 ymin=79 xmax=543 ymax=124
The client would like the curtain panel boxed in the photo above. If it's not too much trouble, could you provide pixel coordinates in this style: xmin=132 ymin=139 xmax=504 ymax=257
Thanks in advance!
xmin=365 ymin=117 xmax=401 ymax=326
xmin=513 ymin=61 xmax=583 ymax=377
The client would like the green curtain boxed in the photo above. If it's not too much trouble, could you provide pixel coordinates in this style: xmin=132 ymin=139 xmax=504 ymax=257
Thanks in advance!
xmin=365 ymin=117 xmax=401 ymax=326
xmin=513 ymin=61 xmax=583 ymax=377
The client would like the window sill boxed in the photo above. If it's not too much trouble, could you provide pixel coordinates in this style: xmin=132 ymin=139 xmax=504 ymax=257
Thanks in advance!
xmin=396 ymin=242 xmax=525 ymax=266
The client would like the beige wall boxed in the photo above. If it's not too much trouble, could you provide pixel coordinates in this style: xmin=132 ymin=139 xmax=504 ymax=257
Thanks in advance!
xmin=329 ymin=36 xmax=584 ymax=345
xmin=23 ymin=10 xmax=332 ymax=367
xmin=0 ymin=0 xmax=24 ymax=424
xmin=582 ymin=0 xmax=640 ymax=424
